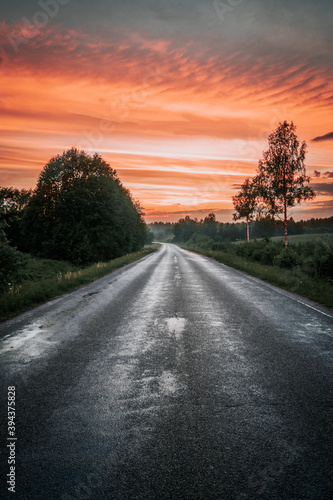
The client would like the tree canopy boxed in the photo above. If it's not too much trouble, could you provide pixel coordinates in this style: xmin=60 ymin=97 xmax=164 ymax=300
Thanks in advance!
xmin=0 ymin=187 xmax=32 ymax=249
xmin=254 ymin=121 xmax=315 ymax=245
xmin=232 ymin=178 xmax=258 ymax=242
xmin=23 ymin=148 xmax=146 ymax=263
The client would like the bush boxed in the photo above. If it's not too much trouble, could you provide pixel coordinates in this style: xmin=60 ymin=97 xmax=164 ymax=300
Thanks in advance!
xmin=211 ymin=241 xmax=232 ymax=252
xmin=0 ymin=236 xmax=23 ymax=293
xmin=274 ymin=247 xmax=299 ymax=268
xmin=235 ymin=238 xmax=283 ymax=265
xmin=186 ymin=234 xmax=214 ymax=249
xmin=252 ymin=242 xmax=281 ymax=265
xmin=312 ymin=237 xmax=333 ymax=279
xmin=235 ymin=242 xmax=255 ymax=258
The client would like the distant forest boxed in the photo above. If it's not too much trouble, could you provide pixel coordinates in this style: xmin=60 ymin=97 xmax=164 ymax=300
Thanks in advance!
xmin=148 ymin=215 xmax=333 ymax=245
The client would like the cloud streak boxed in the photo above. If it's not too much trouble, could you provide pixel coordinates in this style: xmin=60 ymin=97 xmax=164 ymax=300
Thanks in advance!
xmin=312 ymin=132 xmax=333 ymax=142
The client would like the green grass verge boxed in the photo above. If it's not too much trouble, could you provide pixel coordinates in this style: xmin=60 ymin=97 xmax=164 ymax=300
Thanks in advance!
xmin=183 ymin=246 xmax=333 ymax=310
xmin=0 ymin=245 xmax=159 ymax=321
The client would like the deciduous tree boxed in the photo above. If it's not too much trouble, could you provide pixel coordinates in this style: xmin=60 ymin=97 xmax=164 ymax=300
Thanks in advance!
xmin=232 ymin=178 xmax=258 ymax=242
xmin=255 ymin=121 xmax=315 ymax=246
xmin=0 ymin=187 xmax=32 ymax=249
xmin=23 ymin=148 xmax=146 ymax=263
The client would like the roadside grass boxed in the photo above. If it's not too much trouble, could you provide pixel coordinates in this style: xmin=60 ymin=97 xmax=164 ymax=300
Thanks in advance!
xmin=182 ymin=247 xmax=333 ymax=310
xmin=0 ymin=245 xmax=159 ymax=321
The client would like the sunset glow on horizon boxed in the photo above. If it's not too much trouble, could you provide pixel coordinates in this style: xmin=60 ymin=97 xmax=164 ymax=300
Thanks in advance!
xmin=1 ymin=0 xmax=332 ymax=222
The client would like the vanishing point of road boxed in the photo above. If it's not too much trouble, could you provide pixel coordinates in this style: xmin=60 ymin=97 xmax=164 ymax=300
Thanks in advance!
xmin=1 ymin=243 xmax=332 ymax=499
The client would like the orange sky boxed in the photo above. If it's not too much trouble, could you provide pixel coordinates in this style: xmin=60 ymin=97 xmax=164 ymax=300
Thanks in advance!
xmin=1 ymin=1 xmax=332 ymax=222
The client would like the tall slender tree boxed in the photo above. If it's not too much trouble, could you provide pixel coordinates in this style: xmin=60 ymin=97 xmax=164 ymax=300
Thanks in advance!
xmin=255 ymin=121 xmax=315 ymax=246
xmin=232 ymin=178 xmax=258 ymax=242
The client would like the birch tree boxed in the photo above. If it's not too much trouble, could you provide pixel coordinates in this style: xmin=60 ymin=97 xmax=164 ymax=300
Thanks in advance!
xmin=232 ymin=178 xmax=257 ymax=242
xmin=255 ymin=121 xmax=315 ymax=246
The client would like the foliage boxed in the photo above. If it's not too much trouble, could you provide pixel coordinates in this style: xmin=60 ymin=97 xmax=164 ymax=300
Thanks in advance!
xmin=0 ymin=228 xmax=23 ymax=293
xmin=0 ymin=187 xmax=33 ymax=249
xmin=273 ymin=246 xmax=299 ymax=268
xmin=186 ymin=247 xmax=333 ymax=310
xmin=311 ymin=237 xmax=333 ymax=278
xmin=172 ymin=212 xmax=333 ymax=248
xmin=254 ymin=121 xmax=315 ymax=245
xmin=180 ymin=217 xmax=333 ymax=282
xmin=0 ymin=246 xmax=159 ymax=321
xmin=235 ymin=238 xmax=282 ymax=265
xmin=232 ymin=178 xmax=258 ymax=241
xmin=202 ymin=213 xmax=218 ymax=240
xmin=0 ymin=187 xmax=33 ymax=221
xmin=22 ymin=148 xmax=146 ymax=263
xmin=234 ymin=237 xmax=332 ymax=276
xmin=173 ymin=216 xmax=199 ymax=243
xmin=186 ymin=233 xmax=215 ymax=250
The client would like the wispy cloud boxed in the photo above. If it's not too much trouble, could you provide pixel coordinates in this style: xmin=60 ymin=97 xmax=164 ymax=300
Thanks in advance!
xmin=312 ymin=182 xmax=333 ymax=196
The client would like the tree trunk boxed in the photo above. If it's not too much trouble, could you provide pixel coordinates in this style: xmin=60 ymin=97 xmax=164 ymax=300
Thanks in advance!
xmin=284 ymin=199 xmax=288 ymax=246
xmin=246 ymin=219 xmax=250 ymax=242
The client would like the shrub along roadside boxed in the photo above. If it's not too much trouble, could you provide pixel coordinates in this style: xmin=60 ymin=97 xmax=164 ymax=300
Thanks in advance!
xmin=0 ymin=245 xmax=159 ymax=321
xmin=180 ymin=246 xmax=333 ymax=310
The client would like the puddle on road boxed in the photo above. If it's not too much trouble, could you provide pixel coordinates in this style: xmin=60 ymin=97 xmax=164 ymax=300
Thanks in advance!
xmin=0 ymin=320 xmax=62 ymax=362
xmin=159 ymin=370 xmax=178 ymax=396
xmin=0 ymin=323 xmax=45 ymax=354
xmin=165 ymin=317 xmax=187 ymax=337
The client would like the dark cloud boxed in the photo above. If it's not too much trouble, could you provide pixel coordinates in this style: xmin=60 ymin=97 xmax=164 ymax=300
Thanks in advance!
xmin=312 ymin=132 xmax=333 ymax=142
xmin=2 ymin=0 xmax=333 ymax=56
xmin=312 ymin=182 xmax=333 ymax=196
xmin=312 ymin=171 xmax=333 ymax=178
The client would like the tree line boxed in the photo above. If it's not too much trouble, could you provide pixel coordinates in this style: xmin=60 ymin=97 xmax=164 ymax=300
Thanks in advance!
xmin=0 ymin=148 xmax=147 ymax=291
xmin=150 ymin=215 xmax=333 ymax=247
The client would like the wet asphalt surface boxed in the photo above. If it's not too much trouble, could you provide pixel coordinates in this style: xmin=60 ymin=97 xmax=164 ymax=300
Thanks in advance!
xmin=0 ymin=243 xmax=333 ymax=500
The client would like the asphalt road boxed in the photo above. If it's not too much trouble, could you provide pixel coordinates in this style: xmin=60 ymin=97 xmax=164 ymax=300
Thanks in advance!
xmin=1 ymin=243 xmax=333 ymax=500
